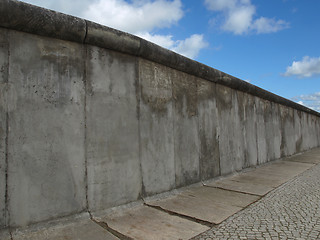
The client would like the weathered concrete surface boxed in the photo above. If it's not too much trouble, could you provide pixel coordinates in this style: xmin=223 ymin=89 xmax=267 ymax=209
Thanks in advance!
xmin=197 ymin=80 xmax=220 ymax=180
xmin=1 ymin=0 xmax=320 ymax=231
xmin=0 ymin=0 xmax=87 ymax=43
xmin=287 ymin=148 xmax=320 ymax=164
xmin=139 ymin=59 xmax=175 ymax=195
xmin=280 ymin=105 xmax=296 ymax=157
xmin=0 ymin=28 xmax=9 ymax=229
xmin=7 ymin=30 xmax=86 ymax=227
xmin=173 ymin=72 xmax=200 ymax=187
xmin=207 ymin=160 xmax=313 ymax=196
xmin=216 ymin=85 xmax=245 ymax=175
xmin=207 ymin=179 xmax=273 ymax=196
xmin=11 ymin=214 xmax=119 ymax=240
xmin=86 ymin=46 xmax=142 ymax=211
xmin=1 ymin=0 xmax=320 ymax=119
xmin=255 ymin=98 xmax=268 ymax=164
xmin=101 ymin=205 xmax=209 ymax=240
xmin=223 ymin=161 xmax=313 ymax=189
xmin=193 ymin=154 xmax=320 ymax=240
xmin=240 ymin=92 xmax=258 ymax=167
xmin=147 ymin=186 xmax=259 ymax=224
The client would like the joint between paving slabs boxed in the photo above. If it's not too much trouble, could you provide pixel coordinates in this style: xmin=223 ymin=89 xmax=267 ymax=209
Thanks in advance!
xmin=91 ymin=218 xmax=133 ymax=240
xmin=203 ymin=184 xmax=262 ymax=197
xmin=143 ymin=202 xmax=215 ymax=228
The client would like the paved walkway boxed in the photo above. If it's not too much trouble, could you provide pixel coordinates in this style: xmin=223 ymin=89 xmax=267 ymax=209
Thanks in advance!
xmin=192 ymin=152 xmax=320 ymax=240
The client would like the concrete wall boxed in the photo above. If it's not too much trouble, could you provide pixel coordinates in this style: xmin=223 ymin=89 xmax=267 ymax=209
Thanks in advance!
xmin=1 ymin=0 xmax=320 ymax=230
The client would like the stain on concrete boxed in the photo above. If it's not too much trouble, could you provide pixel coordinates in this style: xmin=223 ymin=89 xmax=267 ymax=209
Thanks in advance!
xmin=280 ymin=105 xmax=295 ymax=158
xmin=7 ymin=30 xmax=87 ymax=227
xmin=139 ymin=59 xmax=175 ymax=196
xmin=173 ymin=71 xmax=197 ymax=118
xmin=173 ymin=71 xmax=200 ymax=187
xmin=0 ymin=28 xmax=9 ymax=229
xmin=139 ymin=60 xmax=172 ymax=116
xmin=86 ymin=45 xmax=142 ymax=212
xmin=197 ymin=79 xmax=220 ymax=180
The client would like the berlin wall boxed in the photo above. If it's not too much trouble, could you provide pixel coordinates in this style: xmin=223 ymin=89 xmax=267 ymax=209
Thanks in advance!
xmin=1 ymin=0 xmax=320 ymax=230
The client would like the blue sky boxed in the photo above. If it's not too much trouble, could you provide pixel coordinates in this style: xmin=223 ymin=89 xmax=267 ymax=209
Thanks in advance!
xmin=20 ymin=0 xmax=320 ymax=111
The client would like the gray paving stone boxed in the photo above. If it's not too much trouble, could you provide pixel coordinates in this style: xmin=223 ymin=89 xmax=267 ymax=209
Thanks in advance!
xmin=101 ymin=205 xmax=209 ymax=240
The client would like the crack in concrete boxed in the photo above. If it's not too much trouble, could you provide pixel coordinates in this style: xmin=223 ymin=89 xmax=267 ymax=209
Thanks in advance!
xmin=83 ymin=21 xmax=88 ymax=44
xmin=144 ymin=203 xmax=214 ymax=228
xmin=91 ymin=218 xmax=133 ymax=240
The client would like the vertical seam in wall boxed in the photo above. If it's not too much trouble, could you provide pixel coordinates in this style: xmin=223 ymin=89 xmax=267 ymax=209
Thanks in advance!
xmin=214 ymin=83 xmax=221 ymax=177
xmin=136 ymin=58 xmax=144 ymax=198
xmin=195 ymin=78 xmax=200 ymax=181
xmin=255 ymin=99 xmax=259 ymax=165
xmin=4 ymin=38 xmax=11 ymax=231
xmin=197 ymin=80 xmax=202 ymax=181
xmin=171 ymin=70 xmax=176 ymax=188
xmin=83 ymin=44 xmax=91 ymax=218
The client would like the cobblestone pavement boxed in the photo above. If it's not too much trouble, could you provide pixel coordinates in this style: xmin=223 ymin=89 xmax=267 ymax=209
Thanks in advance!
xmin=192 ymin=163 xmax=320 ymax=240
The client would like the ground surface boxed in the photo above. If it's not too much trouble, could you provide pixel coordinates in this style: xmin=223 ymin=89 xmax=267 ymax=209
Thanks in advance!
xmin=192 ymin=160 xmax=320 ymax=240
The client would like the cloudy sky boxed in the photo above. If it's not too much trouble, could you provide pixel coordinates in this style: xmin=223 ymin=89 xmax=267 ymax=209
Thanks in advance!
xmin=20 ymin=0 xmax=320 ymax=111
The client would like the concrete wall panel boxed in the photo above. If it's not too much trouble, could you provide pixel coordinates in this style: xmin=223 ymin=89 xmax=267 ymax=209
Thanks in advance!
xmin=139 ymin=60 xmax=175 ymax=195
xmin=239 ymin=92 xmax=258 ymax=167
xmin=264 ymin=102 xmax=281 ymax=162
xmin=300 ymin=112 xmax=310 ymax=151
xmin=173 ymin=71 xmax=200 ymax=187
xmin=0 ymin=28 xmax=9 ymax=229
xmin=86 ymin=46 xmax=141 ymax=211
xmin=234 ymin=90 xmax=247 ymax=169
xmin=271 ymin=103 xmax=282 ymax=160
xmin=255 ymin=97 xmax=268 ymax=164
xmin=294 ymin=110 xmax=303 ymax=152
xmin=216 ymin=84 xmax=245 ymax=175
xmin=197 ymin=80 xmax=220 ymax=180
xmin=280 ymin=105 xmax=296 ymax=157
xmin=7 ymin=31 xmax=86 ymax=227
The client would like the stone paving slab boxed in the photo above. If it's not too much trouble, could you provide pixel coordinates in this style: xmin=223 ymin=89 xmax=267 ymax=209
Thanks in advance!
xmin=220 ymin=161 xmax=313 ymax=189
xmin=146 ymin=186 xmax=259 ymax=224
xmin=283 ymin=148 xmax=320 ymax=164
xmin=12 ymin=218 xmax=119 ymax=240
xmin=101 ymin=205 xmax=209 ymax=240
xmin=192 ymin=157 xmax=320 ymax=240
xmin=206 ymin=179 xmax=273 ymax=196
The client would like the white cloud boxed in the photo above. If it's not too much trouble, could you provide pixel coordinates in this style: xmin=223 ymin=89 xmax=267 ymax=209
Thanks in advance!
xmin=21 ymin=0 xmax=95 ymax=17
xmin=252 ymin=17 xmax=289 ymax=34
xmin=83 ymin=0 xmax=208 ymax=59
xmin=83 ymin=0 xmax=183 ymax=33
xmin=138 ymin=32 xmax=208 ymax=59
xmin=21 ymin=0 xmax=208 ymax=59
xmin=204 ymin=0 xmax=289 ymax=35
xmin=172 ymin=34 xmax=209 ymax=58
xmin=205 ymin=0 xmax=237 ymax=11
xmin=284 ymin=56 xmax=320 ymax=78
xmin=137 ymin=32 xmax=175 ymax=49
xmin=223 ymin=5 xmax=255 ymax=34
xmin=292 ymin=92 xmax=320 ymax=112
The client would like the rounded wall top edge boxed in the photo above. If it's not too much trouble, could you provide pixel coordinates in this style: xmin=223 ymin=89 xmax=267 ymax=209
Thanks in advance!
xmin=1 ymin=0 xmax=319 ymax=117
